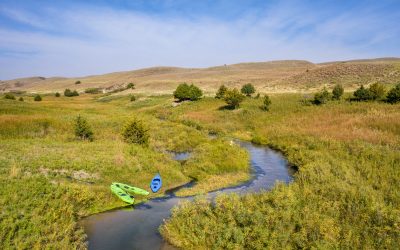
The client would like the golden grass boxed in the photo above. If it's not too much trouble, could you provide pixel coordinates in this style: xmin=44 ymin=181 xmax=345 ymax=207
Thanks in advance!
xmin=4 ymin=59 xmax=399 ymax=94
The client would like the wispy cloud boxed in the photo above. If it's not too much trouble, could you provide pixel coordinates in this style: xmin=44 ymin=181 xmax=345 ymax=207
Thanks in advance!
xmin=0 ymin=1 xmax=399 ymax=79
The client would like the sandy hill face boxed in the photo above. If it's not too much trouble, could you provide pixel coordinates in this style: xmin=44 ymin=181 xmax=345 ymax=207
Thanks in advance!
xmin=1 ymin=58 xmax=399 ymax=94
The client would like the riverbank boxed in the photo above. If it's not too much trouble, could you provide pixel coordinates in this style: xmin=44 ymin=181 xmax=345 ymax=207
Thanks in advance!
xmin=82 ymin=140 xmax=293 ymax=249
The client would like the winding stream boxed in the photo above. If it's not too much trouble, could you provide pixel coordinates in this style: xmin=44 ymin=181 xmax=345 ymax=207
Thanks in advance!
xmin=82 ymin=140 xmax=294 ymax=249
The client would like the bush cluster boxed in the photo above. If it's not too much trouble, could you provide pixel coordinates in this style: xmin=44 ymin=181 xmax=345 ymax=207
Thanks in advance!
xmin=173 ymin=83 xmax=203 ymax=101
xmin=64 ymin=89 xmax=79 ymax=97
xmin=127 ymin=82 xmax=135 ymax=89
xmin=387 ymin=83 xmax=400 ymax=104
xmin=313 ymin=88 xmax=331 ymax=105
xmin=4 ymin=93 xmax=15 ymax=100
xmin=84 ymin=88 xmax=102 ymax=94
xmin=352 ymin=83 xmax=397 ymax=102
xmin=224 ymin=88 xmax=245 ymax=109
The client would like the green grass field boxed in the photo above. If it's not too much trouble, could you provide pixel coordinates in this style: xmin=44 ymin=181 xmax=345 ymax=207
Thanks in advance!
xmin=1 ymin=92 xmax=399 ymax=249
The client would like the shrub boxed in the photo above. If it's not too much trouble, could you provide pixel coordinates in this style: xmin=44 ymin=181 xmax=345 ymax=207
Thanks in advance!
xmin=4 ymin=93 xmax=15 ymax=100
xmin=84 ymin=88 xmax=101 ymax=94
xmin=332 ymin=84 xmax=344 ymax=100
xmin=127 ymin=83 xmax=135 ymax=89
xmin=369 ymin=83 xmax=386 ymax=100
xmin=241 ymin=83 xmax=256 ymax=96
xmin=64 ymin=89 xmax=79 ymax=97
xmin=353 ymin=85 xmax=373 ymax=101
xmin=18 ymin=97 xmax=24 ymax=102
xmin=130 ymin=95 xmax=136 ymax=102
xmin=173 ymin=83 xmax=203 ymax=101
xmin=74 ymin=115 xmax=93 ymax=141
xmin=122 ymin=118 xmax=149 ymax=145
xmin=215 ymin=85 xmax=228 ymax=99
xmin=386 ymin=83 xmax=400 ymax=104
xmin=55 ymin=92 xmax=60 ymax=97
xmin=255 ymin=93 xmax=261 ymax=99
xmin=188 ymin=84 xmax=203 ymax=101
xmin=64 ymin=89 xmax=72 ymax=96
xmin=260 ymin=95 xmax=271 ymax=111
xmin=34 ymin=95 xmax=42 ymax=102
xmin=75 ymin=80 xmax=81 ymax=85
xmin=224 ymin=88 xmax=245 ymax=109
xmin=313 ymin=88 xmax=330 ymax=105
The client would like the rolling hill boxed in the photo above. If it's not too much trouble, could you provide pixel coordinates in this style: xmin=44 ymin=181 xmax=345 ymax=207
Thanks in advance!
xmin=1 ymin=58 xmax=399 ymax=94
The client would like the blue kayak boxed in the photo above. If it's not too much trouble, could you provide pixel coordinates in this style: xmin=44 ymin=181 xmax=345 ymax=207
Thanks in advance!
xmin=150 ymin=174 xmax=162 ymax=193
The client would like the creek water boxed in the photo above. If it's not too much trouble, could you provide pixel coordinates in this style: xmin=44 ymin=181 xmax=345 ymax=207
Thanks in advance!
xmin=82 ymin=140 xmax=294 ymax=250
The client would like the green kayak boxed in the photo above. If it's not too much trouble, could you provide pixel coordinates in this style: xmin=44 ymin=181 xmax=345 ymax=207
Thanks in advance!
xmin=110 ymin=184 xmax=135 ymax=204
xmin=112 ymin=182 xmax=149 ymax=196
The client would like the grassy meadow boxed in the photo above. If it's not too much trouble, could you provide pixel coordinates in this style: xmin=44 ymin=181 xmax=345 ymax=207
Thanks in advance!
xmin=1 ymin=90 xmax=399 ymax=249
xmin=0 ymin=93 xmax=249 ymax=249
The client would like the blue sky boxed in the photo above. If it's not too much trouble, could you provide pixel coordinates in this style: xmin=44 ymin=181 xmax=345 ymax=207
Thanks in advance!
xmin=0 ymin=0 xmax=399 ymax=79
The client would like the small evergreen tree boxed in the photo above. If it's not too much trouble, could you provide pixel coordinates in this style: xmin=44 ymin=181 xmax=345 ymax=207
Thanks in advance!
xmin=174 ymin=83 xmax=191 ymax=101
xmin=332 ymin=84 xmax=344 ymax=100
xmin=187 ymin=84 xmax=203 ymax=101
xmin=130 ymin=95 xmax=136 ymax=102
xmin=260 ymin=95 xmax=271 ymax=111
xmin=122 ymin=118 xmax=149 ymax=145
xmin=215 ymin=85 xmax=228 ymax=99
xmin=313 ymin=88 xmax=330 ymax=105
xmin=18 ymin=97 xmax=24 ymax=101
xmin=74 ymin=115 xmax=93 ymax=141
xmin=55 ymin=92 xmax=60 ymax=97
xmin=224 ymin=88 xmax=245 ymax=109
xmin=34 ymin=94 xmax=42 ymax=102
xmin=353 ymin=85 xmax=373 ymax=101
xmin=241 ymin=83 xmax=256 ymax=97
xmin=71 ymin=90 xmax=79 ymax=96
xmin=368 ymin=83 xmax=386 ymax=100
xmin=75 ymin=80 xmax=81 ymax=85
xmin=386 ymin=83 xmax=400 ymax=104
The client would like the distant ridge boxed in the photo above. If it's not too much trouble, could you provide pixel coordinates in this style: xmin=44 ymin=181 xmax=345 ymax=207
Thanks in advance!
xmin=1 ymin=58 xmax=399 ymax=93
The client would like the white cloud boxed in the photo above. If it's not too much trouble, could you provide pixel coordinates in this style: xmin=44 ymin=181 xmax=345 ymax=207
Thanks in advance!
xmin=0 ymin=2 xmax=399 ymax=79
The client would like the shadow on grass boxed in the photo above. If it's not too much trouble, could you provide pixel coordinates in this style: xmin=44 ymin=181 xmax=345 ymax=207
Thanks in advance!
xmin=218 ymin=105 xmax=237 ymax=110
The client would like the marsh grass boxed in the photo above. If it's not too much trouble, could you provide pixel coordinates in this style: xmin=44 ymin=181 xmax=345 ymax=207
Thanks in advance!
xmin=159 ymin=94 xmax=400 ymax=249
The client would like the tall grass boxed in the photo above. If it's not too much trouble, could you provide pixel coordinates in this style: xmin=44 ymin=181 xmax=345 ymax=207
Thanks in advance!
xmin=160 ymin=94 xmax=400 ymax=249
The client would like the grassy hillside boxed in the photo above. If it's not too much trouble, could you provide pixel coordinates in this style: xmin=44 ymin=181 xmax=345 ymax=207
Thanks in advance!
xmin=273 ymin=60 xmax=400 ymax=91
xmin=3 ymin=58 xmax=399 ymax=94
xmin=159 ymin=95 xmax=400 ymax=249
